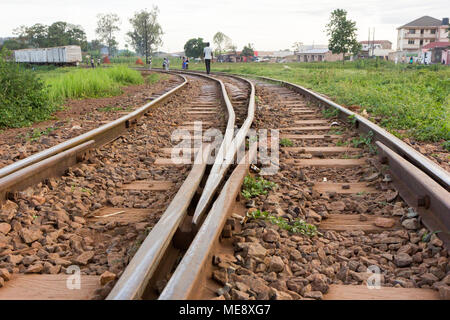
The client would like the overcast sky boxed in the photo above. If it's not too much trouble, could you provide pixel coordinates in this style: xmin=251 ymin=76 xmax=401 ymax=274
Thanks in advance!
xmin=0 ymin=0 xmax=448 ymax=52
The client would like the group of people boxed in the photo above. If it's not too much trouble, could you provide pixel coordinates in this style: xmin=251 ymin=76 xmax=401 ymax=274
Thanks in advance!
xmin=85 ymin=56 xmax=101 ymax=68
xmin=160 ymin=42 xmax=213 ymax=74
xmin=181 ymin=56 xmax=189 ymax=69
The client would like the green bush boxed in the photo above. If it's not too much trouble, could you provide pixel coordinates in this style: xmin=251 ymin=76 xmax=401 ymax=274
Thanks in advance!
xmin=0 ymin=50 xmax=55 ymax=128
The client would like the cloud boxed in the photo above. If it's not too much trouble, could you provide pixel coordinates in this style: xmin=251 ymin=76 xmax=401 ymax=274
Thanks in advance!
xmin=0 ymin=0 xmax=448 ymax=52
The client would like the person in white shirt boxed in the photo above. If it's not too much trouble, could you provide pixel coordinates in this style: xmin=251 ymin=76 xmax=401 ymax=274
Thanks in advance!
xmin=203 ymin=42 xmax=213 ymax=74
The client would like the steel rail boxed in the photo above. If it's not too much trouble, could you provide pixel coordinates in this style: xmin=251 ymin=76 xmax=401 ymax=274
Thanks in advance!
xmin=0 ymin=141 xmax=93 ymax=201
xmin=151 ymin=70 xmax=255 ymax=227
xmin=157 ymin=70 xmax=236 ymax=162
xmin=159 ymin=142 xmax=259 ymax=300
xmin=0 ymin=73 xmax=188 ymax=180
xmin=106 ymin=144 xmax=211 ymax=300
xmin=192 ymin=74 xmax=255 ymax=226
xmin=376 ymin=141 xmax=450 ymax=250
xmin=106 ymin=71 xmax=238 ymax=299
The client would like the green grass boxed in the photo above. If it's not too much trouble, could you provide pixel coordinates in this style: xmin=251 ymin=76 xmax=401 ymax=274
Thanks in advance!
xmin=188 ymin=61 xmax=450 ymax=143
xmin=246 ymin=209 xmax=319 ymax=237
xmin=25 ymin=127 xmax=55 ymax=141
xmin=42 ymin=66 xmax=144 ymax=104
xmin=351 ymin=131 xmax=377 ymax=154
xmin=279 ymin=138 xmax=294 ymax=147
xmin=322 ymin=107 xmax=340 ymax=118
xmin=145 ymin=73 xmax=161 ymax=84
xmin=241 ymin=175 xmax=277 ymax=199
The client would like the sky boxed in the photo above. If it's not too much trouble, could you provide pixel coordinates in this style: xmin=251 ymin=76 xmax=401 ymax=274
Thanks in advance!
xmin=0 ymin=0 xmax=448 ymax=52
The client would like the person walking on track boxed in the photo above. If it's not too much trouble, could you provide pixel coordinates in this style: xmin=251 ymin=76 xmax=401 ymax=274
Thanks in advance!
xmin=203 ymin=42 xmax=213 ymax=74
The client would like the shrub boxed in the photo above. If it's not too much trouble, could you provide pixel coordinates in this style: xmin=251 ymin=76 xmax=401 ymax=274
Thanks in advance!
xmin=0 ymin=50 xmax=55 ymax=128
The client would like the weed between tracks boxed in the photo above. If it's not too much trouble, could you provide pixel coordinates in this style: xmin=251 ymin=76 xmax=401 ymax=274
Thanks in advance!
xmin=351 ymin=131 xmax=377 ymax=154
xmin=241 ymin=175 xmax=277 ymax=199
xmin=322 ymin=107 xmax=339 ymax=118
xmin=247 ymin=209 xmax=319 ymax=237
xmin=279 ymin=138 xmax=293 ymax=147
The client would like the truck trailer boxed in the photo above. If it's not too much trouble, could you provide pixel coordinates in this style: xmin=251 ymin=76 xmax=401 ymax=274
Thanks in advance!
xmin=13 ymin=45 xmax=82 ymax=65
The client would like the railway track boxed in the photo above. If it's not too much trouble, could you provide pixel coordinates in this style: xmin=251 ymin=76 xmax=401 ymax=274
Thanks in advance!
xmin=0 ymin=71 xmax=251 ymax=299
xmin=154 ymin=71 xmax=449 ymax=301
xmin=0 ymin=69 xmax=448 ymax=300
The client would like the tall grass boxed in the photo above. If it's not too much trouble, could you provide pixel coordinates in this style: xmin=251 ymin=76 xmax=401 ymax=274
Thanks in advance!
xmin=44 ymin=66 xmax=144 ymax=104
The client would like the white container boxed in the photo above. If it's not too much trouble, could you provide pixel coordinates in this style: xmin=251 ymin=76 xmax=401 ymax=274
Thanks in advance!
xmin=14 ymin=46 xmax=82 ymax=64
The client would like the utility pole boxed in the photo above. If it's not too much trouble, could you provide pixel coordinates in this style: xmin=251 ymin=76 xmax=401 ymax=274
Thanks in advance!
xmin=368 ymin=28 xmax=371 ymax=57
xmin=372 ymin=28 xmax=375 ymax=57
xmin=144 ymin=18 xmax=148 ymax=65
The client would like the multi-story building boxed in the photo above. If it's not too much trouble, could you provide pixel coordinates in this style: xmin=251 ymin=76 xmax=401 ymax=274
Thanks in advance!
xmin=397 ymin=16 xmax=449 ymax=52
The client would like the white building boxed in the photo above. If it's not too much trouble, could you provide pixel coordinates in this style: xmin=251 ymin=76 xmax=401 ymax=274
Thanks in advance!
xmin=397 ymin=16 xmax=449 ymax=52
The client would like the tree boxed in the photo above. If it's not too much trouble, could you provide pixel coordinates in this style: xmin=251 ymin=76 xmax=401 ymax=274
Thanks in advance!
xmin=12 ymin=22 xmax=87 ymax=50
xmin=14 ymin=24 xmax=48 ymax=48
xmin=326 ymin=9 xmax=361 ymax=63
xmin=0 ymin=39 xmax=28 ymax=51
xmin=241 ymin=43 xmax=254 ymax=58
xmin=48 ymin=22 xmax=87 ymax=50
xmin=96 ymin=13 xmax=121 ymax=56
xmin=184 ymin=38 xmax=206 ymax=58
xmin=227 ymin=43 xmax=237 ymax=54
xmin=292 ymin=42 xmax=304 ymax=52
xmin=127 ymin=7 xmax=163 ymax=64
xmin=87 ymin=39 xmax=104 ymax=52
xmin=213 ymin=31 xmax=231 ymax=56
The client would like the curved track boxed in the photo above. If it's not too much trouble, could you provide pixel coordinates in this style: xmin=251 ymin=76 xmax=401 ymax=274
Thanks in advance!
xmin=0 ymin=69 xmax=448 ymax=301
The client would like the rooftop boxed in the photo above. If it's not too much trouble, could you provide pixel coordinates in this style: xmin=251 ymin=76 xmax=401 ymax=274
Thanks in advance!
xmin=422 ymin=41 xmax=450 ymax=50
xmin=297 ymin=48 xmax=329 ymax=54
xmin=359 ymin=40 xmax=392 ymax=44
xmin=398 ymin=16 xmax=444 ymax=29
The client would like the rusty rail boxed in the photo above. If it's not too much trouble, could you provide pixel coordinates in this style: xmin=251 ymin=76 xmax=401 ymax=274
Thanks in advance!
xmin=107 ymin=71 xmax=247 ymax=299
xmin=150 ymin=70 xmax=256 ymax=227
xmin=159 ymin=143 xmax=259 ymax=300
xmin=192 ymin=74 xmax=255 ymax=226
xmin=376 ymin=141 xmax=450 ymax=249
xmin=106 ymin=144 xmax=211 ymax=300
